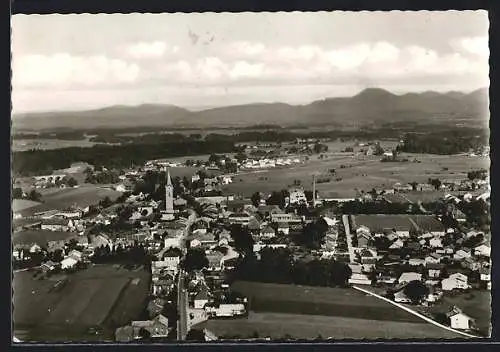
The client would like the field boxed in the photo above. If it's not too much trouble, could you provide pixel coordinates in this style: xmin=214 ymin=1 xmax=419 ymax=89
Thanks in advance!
xmin=353 ymin=214 xmax=444 ymax=233
xmin=13 ymin=264 xmax=151 ymax=342
xmin=222 ymin=147 xmax=489 ymax=198
xmin=221 ymin=281 xmax=463 ymax=339
xmin=12 ymin=199 xmax=42 ymax=212
xmin=13 ymin=230 xmax=76 ymax=247
xmin=196 ymin=312 xmax=461 ymax=340
xmin=17 ymin=185 xmax=122 ymax=217
xmin=12 ymin=138 xmax=101 ymax=152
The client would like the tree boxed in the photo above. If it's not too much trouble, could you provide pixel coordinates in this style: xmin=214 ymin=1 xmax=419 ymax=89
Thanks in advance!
xmin=27 ymin=189 xmax=42 ymax=202
xmin=251 ymin=192 xmax=261 ymax=207
xmin=186 ymin=329 xmax=206 ymax=341
xmin=99 ymin=196 xmax=113 ymax=208
xmin=403 ymin=280 xmax=429 ymax=304
xmin=67 ymin=177 xmax=78 ymax=187
xmin=410 ymin=181 xmax=418 ymax=191
xmin=182 ymin=248 xmax=209 ymax=272
xmin=234 ymin=152 xmax=247 ymax=163
xmin=230 ymin=225 xmax=255 ymax=254
xmin=12 ymin=187 xmax=23 ymax=199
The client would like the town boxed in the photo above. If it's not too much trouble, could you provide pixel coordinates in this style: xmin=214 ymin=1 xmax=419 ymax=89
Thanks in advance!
xmin=12 ymin=138 xmax=491 ymax=342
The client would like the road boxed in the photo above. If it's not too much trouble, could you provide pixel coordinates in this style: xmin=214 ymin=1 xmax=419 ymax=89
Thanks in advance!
xmin=352 ymin=285 xmax=479 ymax=339
xmin=177 ymin=270 xmax=188 ymax=340
xmin=342 ymin=214 xmax=356 ymax=263
xmin=176 ymin=209 xmax=197 ymax=341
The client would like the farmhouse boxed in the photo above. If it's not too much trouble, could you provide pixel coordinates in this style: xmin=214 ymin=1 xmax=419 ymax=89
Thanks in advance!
xmin=41 ymin=218 xmax=74 ymax=232
xmin=427 ymin=263 xmax=444 ymax=278
xmin=260 ymin=226 xmax=276 ymax=239
xmin=61 ymin=256 xmax=79 ymax=269
xmin=130 ymin=314 xmax=170 ymax=338
xmin=447 ymin=307 xmax=475 ymax=330
xmin=194 ymin=288 xmax=211 ymax=309
xmin=441 ymin=273 xmax=469 ymax=291
xmin=398 ymin=272 xmax=422 ymax=284
xmin=453 ymin=248 xmax=472 ymax=261
xmin=205 ymin=303 xmax=246 ymax=318
xmin=394 ymin=290 xmax=412 ymax=304
xmin=228 ymin=213 xmax=251 ymax=226
xmin=474 ymin=244 xmax=491 ymax=258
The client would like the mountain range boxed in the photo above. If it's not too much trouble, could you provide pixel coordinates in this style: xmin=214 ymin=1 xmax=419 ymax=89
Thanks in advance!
xmin=12 ymin=87 xmax=489 ymax=131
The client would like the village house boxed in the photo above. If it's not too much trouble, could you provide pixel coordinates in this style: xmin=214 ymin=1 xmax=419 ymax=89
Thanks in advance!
xmin=276 ymin=223 xmax=290 ymax=236
xmin=425 ymin=253 xmax=442 ymax=265
xmin=389 ymin=238 xmax=405 ymax=250
xmin=408 ymin=258 xmax=425 ymax=267
xmin=427 ymin=263 xmax=444 ymax=278
xmin=473 ymin=244 xmax=491 ymax=258
xmin=130 ymin=314 xmax=170 ymax=338
xmin=41 ymin=218 xmax=74 ymax=232
xmin=441 ymin=273 xmax=469 ymax=291
xmin=205 ymin=250 xmax=224 ymax=271
xmin=394 ymin=290 xmax=412 ymax=304
xmin=260 ymin=226 xmax=276 ymax=239
xmin=479 ymin=267 xmax=491 ymax=282
xmin=429 ymin=237 xmax=443 ymax=249
xmin=147 ymin=298 xmax=166 ymax=318
xmin=47 ymin=240 xmax=67 ymax=253
xmin=228 ymin=212 xmax=251 ymax=226
xmin=454 ymin=248 xmax=472 ymax=261
xmin=398 ymin=272 xmax=422 ymax=285
xmin=194 ymin=287 xmax=211 ymax=309
xmin=447 ymin=307 xmax=475 ymax=330
xmin=348 ymin=273 xmax=372 ymax=285
xmin=205 ymin=303 xmax=246 ymax=318
xmin=61 ymin=256 xmax=79 ymax=269
xmin=461 ymin=257 xmax=481 ymax=271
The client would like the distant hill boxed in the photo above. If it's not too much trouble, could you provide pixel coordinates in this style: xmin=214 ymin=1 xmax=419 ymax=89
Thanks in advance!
xmin=12 ymin=88 xmax=489 ymax=131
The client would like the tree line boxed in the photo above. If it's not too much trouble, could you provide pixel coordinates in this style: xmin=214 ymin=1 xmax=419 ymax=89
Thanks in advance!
xmin=12 ymin=140 xmax=238 ymax=176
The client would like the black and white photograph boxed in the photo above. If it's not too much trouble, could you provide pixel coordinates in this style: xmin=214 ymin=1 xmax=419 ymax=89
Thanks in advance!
xmin=11 ymin=10 xmax=491 ymax=342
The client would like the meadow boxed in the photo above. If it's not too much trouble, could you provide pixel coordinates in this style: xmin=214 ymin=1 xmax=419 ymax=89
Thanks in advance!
xmin=13 ymin=264 xmax=150 ymax=342
xmin=222 ymin=149 xmax=489 ymax=198
xmin=199 ymin=280 xmax=463 ymax=340
xmin=196 ymin=312 xmax=462 ymax=340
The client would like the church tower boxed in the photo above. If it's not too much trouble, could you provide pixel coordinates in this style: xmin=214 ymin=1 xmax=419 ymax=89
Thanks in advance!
xmin=165 ymin=169 xmax=174 ymax=214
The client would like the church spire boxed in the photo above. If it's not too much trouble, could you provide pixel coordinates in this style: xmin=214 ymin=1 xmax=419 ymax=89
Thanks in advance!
xmin=166 ymin=169 xmax=172 ymax=187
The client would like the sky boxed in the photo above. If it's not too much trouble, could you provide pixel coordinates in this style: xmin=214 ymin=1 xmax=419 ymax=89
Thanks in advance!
xmin=11 ymin=11 xmax=489 ymax=113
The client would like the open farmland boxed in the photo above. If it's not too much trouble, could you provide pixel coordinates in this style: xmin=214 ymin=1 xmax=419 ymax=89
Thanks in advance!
xmin=13 ymin=264 xmax=150 ymax=342
xmin=223 ymin=151 xmax=489 ymax=198
xmin=196 ymin=312 xmax=461 ymax=340
xmin=227 ymin=281 xmax=464 ymax=339
xmin=18 ymin=185 xmax=122 ymax=217
xmin=12 ymin=199 xmax=42 ymax=212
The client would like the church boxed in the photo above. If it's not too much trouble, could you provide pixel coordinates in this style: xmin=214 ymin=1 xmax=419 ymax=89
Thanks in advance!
xmin=161 ymin=170 xmax=175 ymax=221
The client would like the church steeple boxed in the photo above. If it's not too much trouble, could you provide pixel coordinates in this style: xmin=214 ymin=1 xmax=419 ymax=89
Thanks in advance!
xmin=165 ymin=168 xmax=174 ymax=215
xmin=166 ymin=169 xmax=172 ymax=187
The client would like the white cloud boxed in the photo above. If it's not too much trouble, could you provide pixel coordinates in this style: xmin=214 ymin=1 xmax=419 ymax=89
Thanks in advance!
xmin=12 ymin=53 xmax=140 ymax=89
xmin=451 ymin=36 xmax=489 ymax=57
xmin=125 ymin=41 xmax=179 ymax=59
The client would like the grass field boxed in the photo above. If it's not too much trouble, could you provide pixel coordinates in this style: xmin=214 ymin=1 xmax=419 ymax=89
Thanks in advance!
xmin=18 ymin=185 xmax=122 ymax=217
xmin=196 ymin=312 xmax=462 ymax=340
xmin=225 ymin=281 xmax=463 ymax=340
xmin=13 ymin=264 xmax=150 ymax=342
xmin=12 ymin=230 xmax=76 ymax=247
xmin=223 ymin=151 xmax=489 ymax=198
xmin=12 ymin=199 xmax=42 ymax=212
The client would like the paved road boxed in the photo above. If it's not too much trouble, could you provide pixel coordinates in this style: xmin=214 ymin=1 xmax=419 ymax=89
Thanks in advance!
xmin=177 ymin=270 xmax=188 ymax=340
xmin=342 ymin=214 xmax=356 ymax=263
xmin=352 ymin=286 xmax=478 ymax=338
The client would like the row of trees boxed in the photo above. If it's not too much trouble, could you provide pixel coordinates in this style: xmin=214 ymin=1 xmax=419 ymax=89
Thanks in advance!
xmin=396 ymin=130 xmax=487 ymax=155
xmin=231 ymin=247 xmax=352 ymax=288
xmin=12 ymin=140 xmax=237 ymax=176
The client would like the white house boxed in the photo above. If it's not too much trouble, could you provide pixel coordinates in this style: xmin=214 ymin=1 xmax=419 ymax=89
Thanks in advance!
xmin=394 ymin=290 xmax=412 ymax=304
xmin=479 ymin=267 xmax=491 ymax=282
xmin=474 ymin=244 xmax=491 ymax=258
xmin=194 ymin=288 xmax=210 ymax=309
xmin=276 ymin=223 xmax=290 ymax=235
xmin=260 ymin=226 xmax=276 ymax=239
xmin=61 ymin=256 xmax=78 ymax=269
xmin=288 ymin=187 xmax=307 ymax=205
xmin=453 ymin=249 xmax=472 ymax=261
xmin=447 ymin=308 xmax=475 ymax=330
xmin=398 ymin=272 xmax=422 ymax=284
xmin=441 ymin=273 xmax=469 ymax=291
xmin=429 ymin=237 xmax=443 ymax=249
xmin=348 ymin=273 xmax=371 ymax=285
xmin=389 ymin=239 xmax=404 ymax=250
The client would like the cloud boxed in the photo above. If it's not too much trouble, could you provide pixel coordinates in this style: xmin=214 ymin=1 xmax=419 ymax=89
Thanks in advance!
xmin=12 ymin=53 xmax=140 ymax=89
xmin=125 ymin=41 xmax=179 ymax=59
xmin=451 ymin=36 xmax=489 ymax=57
